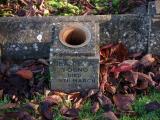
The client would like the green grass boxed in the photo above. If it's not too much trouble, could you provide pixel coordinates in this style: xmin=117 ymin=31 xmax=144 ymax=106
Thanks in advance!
xmin=79 ymin=101 xmax=104 ymax=120
xmin=0 ymin=88 xmax=160 ymax=119
xmin=120 ymin=88 xmax=160 ymax=120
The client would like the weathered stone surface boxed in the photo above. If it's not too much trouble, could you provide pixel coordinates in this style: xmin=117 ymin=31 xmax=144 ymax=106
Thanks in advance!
xmin=129 ymin=5 xmax=147 ymax=15
xmin=148 ymin=1 xmax=156 ymax=16
xmin=149 ymin=17 xmax=160 ymax=55
xmin=0 ymin=18 xmax=53 ymax=60
xmin=2 ymin=43 xmax=50 ymax=60
xmin=51 ymin=22 xmax=99 ymax=56
xmin=155 ymin=0 xmax=160 ymax=15
xmin=50 ymin=21 xmax=99 ymax=92
xmin=50 ymin=57 xmax=99 ymax=92
xmin=0 ymin=16 xmax=107 ymax=60
xmin=0 ymin=21 xmax=52 ymax=44
xmin=100 ymin=15 xmax=149 ymax=53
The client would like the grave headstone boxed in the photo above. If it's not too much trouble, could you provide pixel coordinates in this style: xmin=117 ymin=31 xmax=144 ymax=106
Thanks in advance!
xmin=50 ymin=21 xmax=100 ymax=92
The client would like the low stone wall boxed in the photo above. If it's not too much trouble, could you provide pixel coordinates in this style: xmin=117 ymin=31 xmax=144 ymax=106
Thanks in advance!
xmin=0 ymin=14 xmax=153 ymax=60
xmin=0 ymin=1 xmax=160 ymax=92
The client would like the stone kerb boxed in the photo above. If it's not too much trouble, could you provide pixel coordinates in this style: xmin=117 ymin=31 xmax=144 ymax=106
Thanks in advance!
xmin=0 ymin=7 xmax=160 ymax=91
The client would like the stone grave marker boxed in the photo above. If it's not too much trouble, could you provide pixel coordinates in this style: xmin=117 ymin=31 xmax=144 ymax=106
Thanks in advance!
xmin=50 ymin=21 xmax=100 ymax=92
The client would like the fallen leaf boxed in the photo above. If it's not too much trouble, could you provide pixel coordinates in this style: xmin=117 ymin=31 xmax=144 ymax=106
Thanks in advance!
xmin=145 ymin=101 xmax=160 ymax=112
xmin=97 ymin=92 xmax=113 ymax=112
xmin=140 ymin=54 xmax=155 ymax=67
xmin=91 ymin=102 xmax=100 ymax=113
xmin=0 ymin=103 xmax=17 ymax=110
xmin=45 ymin=95 xmax=63 ymax=105
xmin=22 ymin=103 xmax=39 ymax=113
xmin=109 ymin=43 xmax=128 ymax=61
xmin=0 ymin=89 xmax=3 ymax=99
xmin=136 ymin=79 xmax=149 ymax=90
xmin=4 ymin=111 xmax=36 ymax=120
xmin=40 ymin=101 xmax=53 ymax=120
xmin=37 ymin=59 xmax=49 ymax=66
xmin=103 ymin=111 xmax=118 ymax=120
xmin=115 ymin=110 xmax=137 ymax=117
xmin=105 ymin=83 xmax=117 ymax=94
xmin=138 ymin=72 xmax=156 ymax=86
xmin=16 ymin=69 xmax=33 ymax=80
xmin=125 ymin=71 xmax=138 ymax=86
xmin=100 ymin=65 xmax=108 ymax=92
xmin=119 ymin=60 xmax=139 ymax=68
xmin=86 ymin=89 xmax=99 ymax=98
xmin=73 ymin=98 xmax=83 ymax=109
xmin=111 ymin=63 xmax=132 ymax=73
xmin=68 ymin=92 xmax=80 ymax=101
xmin=113 ymin=94 xmax=135 ymax=111
xmin=62 ymin=108 xmax=79 ymax=119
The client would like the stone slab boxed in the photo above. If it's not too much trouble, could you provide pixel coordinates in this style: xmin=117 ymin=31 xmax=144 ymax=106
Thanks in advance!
xmin=148 ymin=1 xmax=156 ymax=16
xmin=2 ymin=43 xmax=50 ymax=60
xmin=50 ymin=57 xmax=99 ymax=92
xmin=99 ymin=15 xmax=149 ymax=53
xmin=149 ymin=17 xmax=160 ymax=55
xmin=0 ymin=20 xmax=52 ymax=44
xmin=0 ymin=18 xmax=53 ymax=60
xmin=155 ymin=0 xmax=160 ymax=15
xmin=0 ymin=16 xmax=107 ymax=60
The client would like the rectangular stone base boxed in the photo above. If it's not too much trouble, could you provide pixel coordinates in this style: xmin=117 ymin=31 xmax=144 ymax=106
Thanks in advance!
xmin=50 ymin=57 xmax=99 ymax=93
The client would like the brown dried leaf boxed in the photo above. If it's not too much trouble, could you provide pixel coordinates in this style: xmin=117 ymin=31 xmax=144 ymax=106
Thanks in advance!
xmin=138 ymin=72 xmax=156 ymax=86
xmin=113 ymin=94 xmax=135 ymax=111
xmin=125 ymin=71 xmax=138 ymax=86
xmin=98 ymin=92 xmax=113 ymax=112
xmin=37 ymin=59 xmax=49 ymax=66
xmin=136 ymin=79 xmax=148 ymax=90
xmin=61 ymin=108 xmax=79 ymax=119
xmin=40 ymin=101 xmax=53 ymax=120
xmin=45 ymin=95 xmax=63 ymax=105
xmin=140 ymin=54 xmax=155 ymax=67
xmin=120 ymin=60 xmax=139 ymax=68
xmin=73 ymin=98 xmax=83 ymax=109
xmin=145 ymin=101 xmax=160 ymax=112
xmin=4 ymin=111 xmax=36 ymax=120
xmin=102 ymin=111 xmax=118 ymax=120
xmin=0 ymin=103 xmax=17 ymax=110
xmin=0 ymin=89 xmax=3 ymax=99
xmin=98 ymin=92 xmax=112 ymax=106
xmin=52 ymin=91 xmax=67 ymax=98
xmin=86 ymin=89 xmax=99 ymax=98
xmin=105 ymin=83 xmax=117 ymax=94
xmin=68 ymin=92 xmax=80 ymax=101
xmin=16 ymin=69 xmax=33 ymax=80
xmin=109 ymin=43 xmax=128 ymax=61
xmin=114 ymin=110 xmax=137 ymax=117
xmin=91 ymin=102 xmax=100 ymax=113
xmin=100 ymin=65 xmax=108 ymax=92
xmin=111 ymin=63 xmax=132 ymax=73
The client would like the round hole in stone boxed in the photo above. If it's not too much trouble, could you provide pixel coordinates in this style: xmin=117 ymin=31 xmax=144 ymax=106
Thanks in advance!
xmin=59 ymin=25 xmax=90 ymax=48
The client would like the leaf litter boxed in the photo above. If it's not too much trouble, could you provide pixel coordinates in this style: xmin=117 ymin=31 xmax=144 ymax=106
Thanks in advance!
xmin=0 ymin=43 xmax=160 ymax=119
